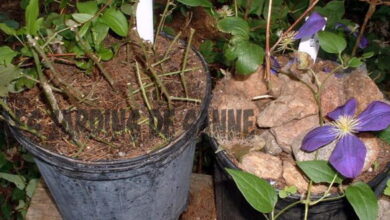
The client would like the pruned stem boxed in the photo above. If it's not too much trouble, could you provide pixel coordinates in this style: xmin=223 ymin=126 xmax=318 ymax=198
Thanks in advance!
xmin=179 ymin=28 xmax=195 ymax=98
xmin=351 ymin=1 xmax=377 ymax=56
xmin=264 ymin=0 xmax=273 ymax=81
xmin=0 ymin=100 xmax=46 ymax=140
xmin=29 ymin=37 xmax=87 ymax=104
xmin=154 ymin=0 xmax=175 ymax=48
xmin=75 ymin=32 xmax=115 ymax=87
xmin=32 ymin=49 xmax=85 ymax=152
xmin=170 ymin=96 xmax=201 ymax=103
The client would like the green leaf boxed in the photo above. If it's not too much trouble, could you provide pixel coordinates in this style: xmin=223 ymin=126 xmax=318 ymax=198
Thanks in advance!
xmin=0 ymin=23 xmax=16 ymax=35
xmin=0 ymin=46 xmax=18 ymax=65
xmin=79 ymin=22 xmax=91 ymax=38
xmin=120 ymin=4 xmax=135 ymax=16
xmin=72 ymin=13 xmax=94 ymax=23
xmin=25 ymin=0 xmax=40 ymax=35
xmin=0 ymin=64 xmax=23 ymax=97
xmin=229 ymin=41 xmax=264 ymax=75
xmin=0 ymin=153 xmax=6 ymax=169
xmin=347 ymin=57 xmax=363 ymax=68
xmin=0 ymin=172 xmax=26 ymax=190
xmin=217 ymin=17 xmax=250 ymax=39
xmin=226 ymin=168 xmax=277 ymax=213
xmin=92 ymin=21 xmax=109 ymax=47
xmin=378 ymin=126 xmax=390 ymax=145
xmin=76 ymin=1 xmax=98 ymax=15
xmin=100 ymin=8 xmax=128 ymax=37
xmin=315 ymin=0 xmax=345 ymax=27
xmin=199 ymin=40 xmax=216 ymax=63
xmin=346 ymin=182 xmax=378 ymax=220
xmin=279 ymin=190 xmax=288 ymax=199
xmin=177 ymin=0 xmax=212 ymax=7
xmin=318 ymin=31 xmax=347 ymax=54
xmin=97 ymin=47 xmax=113 ymax=61
xmin=384 ymin=180 xmax=390 ymax=196
xmin=26 ymin=179 xmax=38 ymax=198
xmin=362 ymin=51 xmax=374 ymax=59
xmin=297 ymin=160 xmax=343 ymax=184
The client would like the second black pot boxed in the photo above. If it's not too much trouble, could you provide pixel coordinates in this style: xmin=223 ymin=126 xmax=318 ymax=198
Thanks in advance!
xmin=205 ymin=134 xmax=389 ymax=220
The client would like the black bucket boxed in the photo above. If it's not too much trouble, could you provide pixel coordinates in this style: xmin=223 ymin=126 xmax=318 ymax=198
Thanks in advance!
xmin=8 ymin=42 xmax=211 ymax=220
xmin=205 ymin=134 xmax=390 ymax=220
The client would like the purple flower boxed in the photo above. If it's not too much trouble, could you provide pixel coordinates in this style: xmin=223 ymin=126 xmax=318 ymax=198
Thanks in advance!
xmin=295 ymin=12 xmax=327 ymax=39
xmin=301 ymin=98 xmax=390 ymax=178
xmin=271 ymin=56 xmax=281 ymax=74
xmin=335 ymin=23 xmax=368 ymax=49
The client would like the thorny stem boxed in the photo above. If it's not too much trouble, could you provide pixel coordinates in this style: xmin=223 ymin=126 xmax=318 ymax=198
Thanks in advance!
xmin=31 ymin=49 xmax=85 ymax=153
xmin=75 ymin=32 xmax=115 ymax=87
xmin=163 ymin=31 xmax=182 ymax=60
xmin=29 ymin=37 xmax=87 ymax=104
xmin=179 ymin=28 xmax=195 ymax=98
xmin=154 ymin=0 xmax=175 ymax=48
xmin=170 ymin=96 xmax=201 ymax=103
xmin=264 ymin=0 xmax=273 ymax=82
xmin=135 ymin=61 xmax=156 ymax=124
xmin=0 ymin=100 xmax=46 ymax=140
xmin=160 ymin=67 xmax=200 ymax=77
xmin=351 ymin=1 xmax=377 ymax=56
xmin=270 ymin=0 xmax=319 ymax=53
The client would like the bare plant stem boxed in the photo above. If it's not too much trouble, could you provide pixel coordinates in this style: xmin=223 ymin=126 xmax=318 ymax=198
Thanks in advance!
xmin=179 ymin=28 xmax=195 ymax=98
xmin=160 ymin=67 xmax=200 ymax=77
xmin=270 ymin=0 xmax=319 ymax=53
xmin=154 ymin=0 xmax=175 ymax=48
xmin=135 ymin=61 xmax=156 ymax=122
xmin=30 ymin=39 xmax=87 ymax=103
xmin=0 ymin=100 xmax=46 ymax=140
xmin=163 ymin=31 xmax=182 ymax=60
xmin=351 ymin=1 xmax=377 ymax=56
xmin=310 ymin=174 xmax=338 ymax=205
xmin=264 ymin=0 xmax=273 ymax=81
xmin=170 ymin=96 xmax=201 ymax=103
xmin=32 ymin=49 xmax=85 ymax=152
xmin=75 ymin=32 xmax=115 ymax=87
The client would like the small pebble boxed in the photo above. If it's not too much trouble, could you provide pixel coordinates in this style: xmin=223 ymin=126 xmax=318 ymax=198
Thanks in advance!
xmin=118 ymin=152 xmax=125 ymax=157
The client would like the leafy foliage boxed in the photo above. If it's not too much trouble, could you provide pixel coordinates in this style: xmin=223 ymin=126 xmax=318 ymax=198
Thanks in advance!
xmin=297 ymin=160 xmax=343 ymax=184
xmin=346 ymin=182 xmax=378 ymax=220
xmin=226 ymin=168 xmax=277 ymax=213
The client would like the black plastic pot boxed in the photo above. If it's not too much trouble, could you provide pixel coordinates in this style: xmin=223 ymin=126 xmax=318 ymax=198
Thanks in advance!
xmin=8 ymin=40 xmax=211 ymax=220
xmin=205 ymin=134 xmax=390 ymax=220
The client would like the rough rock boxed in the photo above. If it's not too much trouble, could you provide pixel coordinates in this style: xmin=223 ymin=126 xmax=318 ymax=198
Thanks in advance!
xmin=210 ymin=93 xmax=259 ymax=134
xmin=344 ymin=68 xmax=384 ymax=114
xmin=318 ymin=72 xmax=346 ymax=115
xmin=282 ymin=161 xmax=327 ymax=194
xmin=259 ymin=130 xmax=283 ymax=155
xmin=271 ymin=115 xmax=319 ymax=153
xmin=257 ymin=80 xmax=317 ymax=128
xmin=226 ymin=70 xmax=268 ymax=100
xmin=360 ymin=133 xmax=381 ymax=171
xmin=293 ymin=133 xmax=380 ymax=173
xmin=239 ymin=152 xmax=283 ymax=180
xmin=223 ymin=135 xmax=265 ymax=160
xmin=378 ymin=197 xmax=390 ymax=220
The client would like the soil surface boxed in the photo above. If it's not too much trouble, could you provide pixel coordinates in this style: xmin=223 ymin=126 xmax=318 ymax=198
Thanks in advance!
xmin=9 ymin=36 xmax=208 ymax=161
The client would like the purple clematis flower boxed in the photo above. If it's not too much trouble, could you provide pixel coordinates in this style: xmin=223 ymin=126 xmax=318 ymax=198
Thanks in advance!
xmin=301 ymin=98 xmax=390 ymax=178
xmin=335 ymin=23 xmax=368 ymax=49
xmin=270 ymin=56 xmax=281 ymax=74
xmin=295 ymin=12 xmax=327 ymax=39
